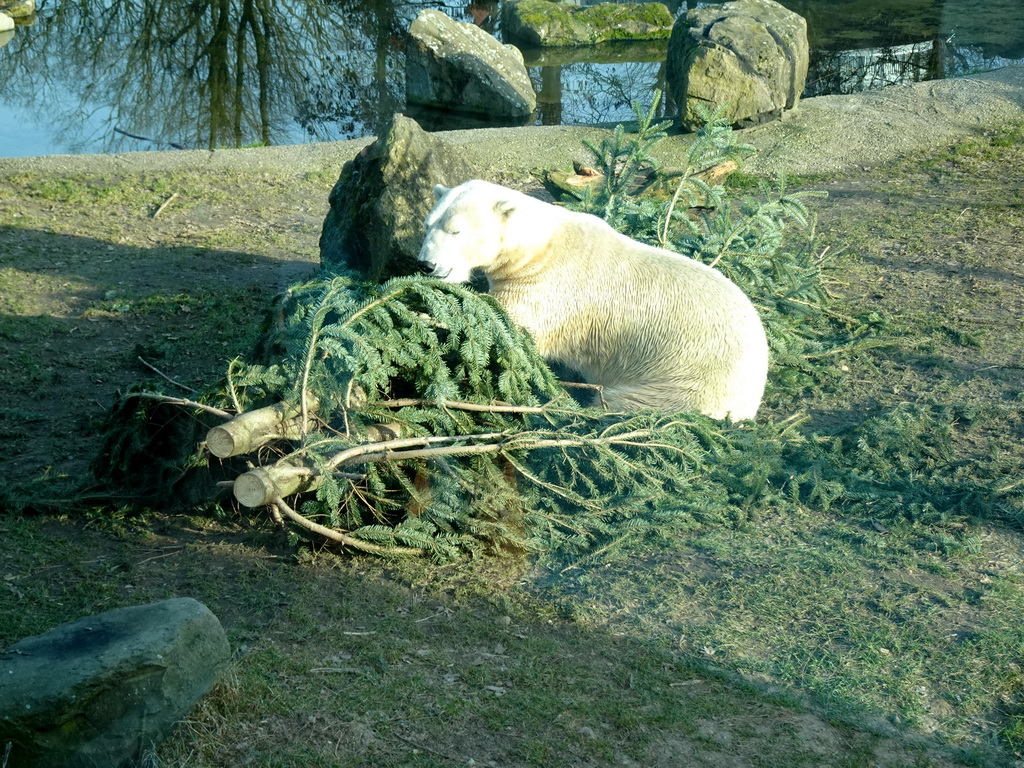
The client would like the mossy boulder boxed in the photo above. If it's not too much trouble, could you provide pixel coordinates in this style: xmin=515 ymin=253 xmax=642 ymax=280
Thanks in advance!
xmin=0 ymin=599 xmax=229 ymax=768
xmin=406 ymin=8 xmax=536 ymax=118
xmin=502 ymin=0 xmax=673 ymax=47
xmin=319 ymin=113 xmax=475 ymax=282
xmin=666 ymin=0 xmax=808 ymax=130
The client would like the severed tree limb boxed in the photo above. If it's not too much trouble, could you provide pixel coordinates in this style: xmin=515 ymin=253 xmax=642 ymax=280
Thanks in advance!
xmin=206 ymin=390 xmax=404 ymax=459
xmin=233 ymin=432 xmax=508 ymax=507
xmin=271 ymin=495 xmax=426 ymax=557
xmin=349 ymin=442 xmax=505 ymax=465
xmin=268 ymin=502 xmax=285 ymax=526
xmin=233 ymin=463 xmax=318 ymax=508
xmin=321 ymin=432 xmax=508 ymax=473
xmin=206 ymin=400 xmax=317 ymax=459
xmin=373 ymin=398 xmax=579 ymax=415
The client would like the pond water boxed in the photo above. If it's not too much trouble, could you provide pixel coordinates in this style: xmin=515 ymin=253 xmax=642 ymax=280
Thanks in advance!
xmin=0 ymin=0 xmax=1020 ymax=158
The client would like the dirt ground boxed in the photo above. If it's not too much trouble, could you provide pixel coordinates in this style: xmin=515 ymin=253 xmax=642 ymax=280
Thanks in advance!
xmin=0 ymin=169 xmax=326 ymax=489
xmin=1 ymin=120 xmax=1024 ymax=767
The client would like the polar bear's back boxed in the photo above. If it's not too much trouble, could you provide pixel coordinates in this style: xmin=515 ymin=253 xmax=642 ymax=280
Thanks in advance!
xmin=489 ymin=212 xmax=769 ymax=420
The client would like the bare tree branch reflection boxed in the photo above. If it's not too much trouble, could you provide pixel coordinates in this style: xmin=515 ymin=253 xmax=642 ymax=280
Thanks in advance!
xmin=0 ymin=0 xmax=414 ymax=152
xmin=0 ymin=0 xmax=1021 ymax=156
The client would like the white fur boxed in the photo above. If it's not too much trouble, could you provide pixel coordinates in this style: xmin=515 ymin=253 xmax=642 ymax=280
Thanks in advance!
xmin=418 ymin=179 xmax=769 ymax=420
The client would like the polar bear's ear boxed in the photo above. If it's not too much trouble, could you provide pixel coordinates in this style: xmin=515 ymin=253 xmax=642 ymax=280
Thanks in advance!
xmin=494 ymin=199 xmax=516 ymax=219
xmin=433 ymin=184 xmax=450 ymax=201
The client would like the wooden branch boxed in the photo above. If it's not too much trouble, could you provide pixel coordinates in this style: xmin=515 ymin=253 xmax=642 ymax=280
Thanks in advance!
xmin=373 ymin=398 xmax=574 ymax=415
xmin=340 ymin=429 xmax=658 ymax=467
xmin=350 ymin=442 xmax=505 ymax=465
xmin=359 ymin=422 xmax=404 ymax=442
xmin=325 ymin=428 xmax=661 ymax=472
xmin=232 ymin=432 xmax=507 ymax=507
xmin=202 ymin=393 xmax=392 ymax=458
xmin=272 ymin=495 xmax=426 ymax=557
xmin=206 ymin=400 xmax=313 ymax=458
xmin=151 ymin=192 xmax=179 ymax=218
xmin=558 ymin=381 xmax=602 ymax=392
xmin=323 ymin=432 xmax=507 ymax=473
xmin=268 ymin=502 xmax=285 ymax=526
xmin=129 ymin=392 xmax=232 ymax=420
xmin=233 ymin=426 xmax=661 ymax=509
xmin=137 ymin=356 xmax=197 ymax=393
xmin=233 ymin=464 xmax=318 ymax=508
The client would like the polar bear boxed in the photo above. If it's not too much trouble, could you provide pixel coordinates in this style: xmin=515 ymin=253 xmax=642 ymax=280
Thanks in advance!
xmin=418 ymin=179 xmax=769 ymax=420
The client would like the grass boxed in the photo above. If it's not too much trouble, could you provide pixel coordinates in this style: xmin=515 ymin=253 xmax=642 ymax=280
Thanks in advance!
xmin=548 ymin=514 xmax=1024 ymax=742
xmin=2 ymin=127 xmax=1024 ymax=766
xmin=5 ymin=171 xmax=226 ymax=210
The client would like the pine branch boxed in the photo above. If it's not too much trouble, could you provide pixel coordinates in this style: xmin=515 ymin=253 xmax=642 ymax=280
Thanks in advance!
xmin=273 ymin=494 xmax=426 ymax=557
xmin=373 ymin=398 xmax=580 ymax=417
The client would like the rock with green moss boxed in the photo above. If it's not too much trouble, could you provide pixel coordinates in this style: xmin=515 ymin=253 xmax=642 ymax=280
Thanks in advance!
xmin=502 ymin=0 xmax=673 ymax=47
xmin=0 ymin=598 xmax=229 ymax=768
xmin=406 ymin=8 xmax=537 ymax=118
xmin=666 ymin=0 xmax=808 ymax=130
xmin=0 ymin=0 xmax=35 ymax=20
xmin=319 ymin=113 xmax=475 ymax=282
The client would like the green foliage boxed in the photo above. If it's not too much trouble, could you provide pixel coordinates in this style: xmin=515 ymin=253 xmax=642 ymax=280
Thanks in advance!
xmin=93 ymin=275 xmax=754 ymax=560
xmin=89 ymin=102 xmax=1022 ymax=563
xmin=271 ymin=275 xmax=565 ymax=415
xmin=244 ymin=276 xmax=776 ymax=559
xmin=550 ymin=97 xmax=1022 ymax=542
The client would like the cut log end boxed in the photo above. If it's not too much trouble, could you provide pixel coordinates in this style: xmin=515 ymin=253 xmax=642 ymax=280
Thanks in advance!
xmin=233 ymin=470 xmax=277 ymax=508
xmin=233 ymin=465 xmax=318 ymax=508
xmin=205 ymin=398 xmax=317 ymax=458
xmin=206 ymin=425 xmax=239 ymax=459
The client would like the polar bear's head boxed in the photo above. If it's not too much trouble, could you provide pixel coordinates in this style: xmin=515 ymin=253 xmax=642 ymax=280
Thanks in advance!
xmin=418 ymin=180 xmax=517 ymax=284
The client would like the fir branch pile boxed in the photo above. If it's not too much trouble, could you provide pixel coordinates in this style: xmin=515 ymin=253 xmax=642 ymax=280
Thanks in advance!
xmin=93 ymin=276 xmax=740 ymax=559
xmin=90 ymin=100 xmax=1023 ymax=560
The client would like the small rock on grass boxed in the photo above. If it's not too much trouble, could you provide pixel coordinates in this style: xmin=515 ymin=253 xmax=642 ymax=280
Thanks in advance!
xmin=0 ymin=597 xmax=230 ymax=768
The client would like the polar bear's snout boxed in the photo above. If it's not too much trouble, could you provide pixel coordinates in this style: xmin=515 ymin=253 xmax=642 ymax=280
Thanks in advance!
xmin=416 ymin=243 xmax=452 ymax=280
xmin=417 ymin=253 xmax=442 ymax=277
xmin=418 ymin=232 xmax=478 ymax=284
xmin=426 ymin=264 xmax=453 ymax=280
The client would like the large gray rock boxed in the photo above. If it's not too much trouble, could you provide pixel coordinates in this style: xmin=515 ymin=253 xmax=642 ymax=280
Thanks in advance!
xmin=502 ymin=0 xmax=673 ymax=47
xmin=0 ymin=598 xmax=230 ymax=768
xmin=0 ymin=0 xmax=35 ymax=20
xmin=319 ymin=113 xmax=475 ymax=282
xmin=406 ymin=9 xmax=536 ymax=119
xmin=666 ymin=0 xmax=808 ymax=130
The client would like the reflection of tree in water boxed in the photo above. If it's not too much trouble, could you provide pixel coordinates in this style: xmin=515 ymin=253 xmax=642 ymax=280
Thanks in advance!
xmin=805 ymin=37 xmax=1016 ymax=97
xmin=4 ymin=0 xmax=1019 ymax=155
xmin=806 ymin=39 xmax=942 ymax=96
xmin=135 ymin=0 xmax=401 ymax=149
xmin=0 ymin=0 xmax=411 ymax=151
xmin=297 ymin=0 xmax=409 ymax=143
xmin=533 ymin=60 xmax=666 ymax=127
